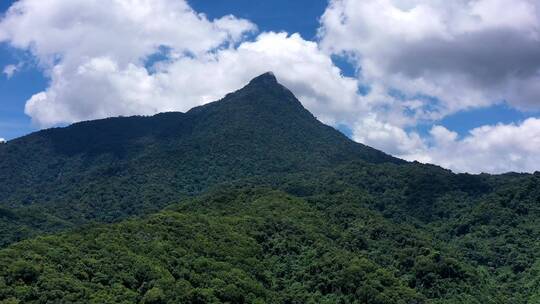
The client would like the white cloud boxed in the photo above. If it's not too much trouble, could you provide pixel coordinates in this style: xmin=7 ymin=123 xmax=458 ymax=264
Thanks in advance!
xmin=1 ymin=0 xmax=370 ymax=128
xmin=0 ymin=138 xmax=6 ymax=143
xmin=0 ymin=1 xmax=375 ymax=130
xmin=319 ymin=0 xmax=540 ymax=114
xmin=352 ymin=115 xmax=425 ymax=156
xmin=402 ymin=118 xmax=540 ymax=174
xmin=3 ymin=64 xmax=19 ymax=78
xmin=17 ymin=29 xmax=371 ymax=127
xmin=0 ymin=0 xmax=257 ymax=126
xmin=0 ymin=0 xmax=256 ymax=67
xmin=317 ymin=0 xmax=540 ymax=173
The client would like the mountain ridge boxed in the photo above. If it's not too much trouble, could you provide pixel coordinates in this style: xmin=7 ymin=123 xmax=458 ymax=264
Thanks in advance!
xmin=0 ymin=72 xmax=399 ymax=245
xmin=2 ymin=72 xmax=399 ymax=163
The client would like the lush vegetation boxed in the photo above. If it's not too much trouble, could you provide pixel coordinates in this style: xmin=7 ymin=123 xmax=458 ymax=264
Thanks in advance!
xmin=0 ymin=73 xmax=539 ymax=303
xmin=0 ymin=73 xmax=395 ymax=245
xmin=1 ymin=184 xmax=539 ymax=303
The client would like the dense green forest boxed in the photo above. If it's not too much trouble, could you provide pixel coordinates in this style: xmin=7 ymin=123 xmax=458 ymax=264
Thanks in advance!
xmin=1 ymin=184 xmax=539 ymax=303
xmin=0 ymin=73 xmax=539 ymax=303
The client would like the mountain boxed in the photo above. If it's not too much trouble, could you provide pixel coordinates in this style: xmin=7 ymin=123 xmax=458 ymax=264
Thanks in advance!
xmin=0 ymin=73 xmax=539 ymax=303
xmin=0 ymin=72 xmax=398 ymax=245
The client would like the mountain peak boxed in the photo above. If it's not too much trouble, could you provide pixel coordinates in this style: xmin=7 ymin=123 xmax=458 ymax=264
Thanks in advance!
xmin=248 ymin=72 xmax=278 ymax=86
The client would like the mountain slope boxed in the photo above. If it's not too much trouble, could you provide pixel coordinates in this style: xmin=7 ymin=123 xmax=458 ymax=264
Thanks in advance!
xmin=0 ymin=72 xmax=398 ymax=244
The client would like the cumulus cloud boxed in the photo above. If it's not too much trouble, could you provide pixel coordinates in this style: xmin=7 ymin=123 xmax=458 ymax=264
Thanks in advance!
xmin=0 ymin=0 xmax=256 ymax=66
xmin=0 ymin=0 xmax=380 ymax=133
xmin=352 ymin=115 xmax=425 ymax=156
xmin=0 ymin=0 xmax=370 ymax=128
xmin=319 ymin=0 xmax=540 ymax=114
xmin=318 ymin=0 xmax=540 ymax=173
xmin=0 ymin=138 xmax=5 ymax=143
xmin=401 ymin=118 xmax=540 ymax=174
xmin=356 ymin=116 xmax=540 ymax=174
xmin=0 ymin=0 xmax=256 ymax=125
xmin=16 ymin=30 xmax=371 ymax=127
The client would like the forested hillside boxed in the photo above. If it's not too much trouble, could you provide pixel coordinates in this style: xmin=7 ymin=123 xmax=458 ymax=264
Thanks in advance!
xmin=0 ymin=73 xmax=539 ymax=303
xmin=0 ymin=73 xmax=396 ymax=246
xmin=1 ymin=184 xmax=539 ymax=303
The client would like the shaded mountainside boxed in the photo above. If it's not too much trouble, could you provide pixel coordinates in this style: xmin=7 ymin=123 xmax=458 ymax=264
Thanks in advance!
xmin=0 ymin=72 xmax=398 ymax=244
xmin=0 ymin=73 xmax=540 ymax=303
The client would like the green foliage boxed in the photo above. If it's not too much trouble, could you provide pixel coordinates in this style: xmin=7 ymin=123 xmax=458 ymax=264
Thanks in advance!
xmin=2 ymin=186 xmax=537 ymax=303
xmin=0 ymin=190 xmax=425 ymax=303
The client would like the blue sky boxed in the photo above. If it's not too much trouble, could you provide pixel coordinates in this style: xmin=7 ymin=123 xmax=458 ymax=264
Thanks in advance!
xmin=1 ymin=0 xmax=539 ymax=173
xmin=189 ymin=0 xmax=328 ymax=41
xmin=0 ymin=46 xmax=46 ymax=139
xmin=1 ymin=0 xmax=45 ymax=139
xmin=0 ymin=0 xmax=35 ymax=138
